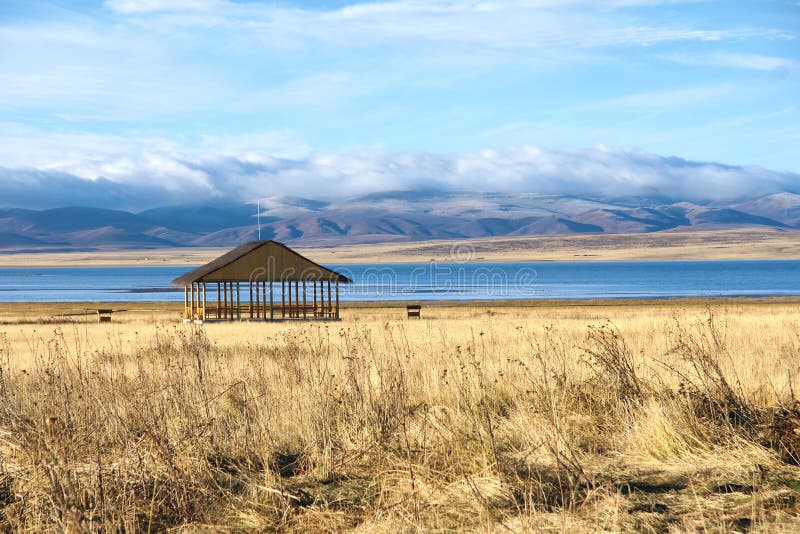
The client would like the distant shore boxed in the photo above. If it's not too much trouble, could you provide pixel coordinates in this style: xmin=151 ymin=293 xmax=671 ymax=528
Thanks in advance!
xmin=0 ymin=228 xmax=799 ymax=267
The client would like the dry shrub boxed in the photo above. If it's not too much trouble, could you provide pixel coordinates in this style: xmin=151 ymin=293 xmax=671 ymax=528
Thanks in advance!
xmin=582 ymin=321 xmax=647 ymax=403
xmin=666 ymin=311 xmax=751 ymax=424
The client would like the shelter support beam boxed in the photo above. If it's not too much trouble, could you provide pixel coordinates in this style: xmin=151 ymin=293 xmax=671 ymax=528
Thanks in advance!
xmin=294 ymin=281 xmax=299 ymax=318
xmin=269 ymin=280 xmax=274 ymax=320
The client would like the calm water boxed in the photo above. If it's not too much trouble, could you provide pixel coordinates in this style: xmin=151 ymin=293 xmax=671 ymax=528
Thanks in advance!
xmin=0 ymin=260 xmax=799 ymax=302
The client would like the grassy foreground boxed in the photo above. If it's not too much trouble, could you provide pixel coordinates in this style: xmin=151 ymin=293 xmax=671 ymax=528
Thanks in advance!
xmin=1 ymin=302 xmax=800 ymax=531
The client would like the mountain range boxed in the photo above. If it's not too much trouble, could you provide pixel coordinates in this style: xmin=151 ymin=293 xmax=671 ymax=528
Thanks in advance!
xmin=1 ymin=191 xmax=800 ymax=252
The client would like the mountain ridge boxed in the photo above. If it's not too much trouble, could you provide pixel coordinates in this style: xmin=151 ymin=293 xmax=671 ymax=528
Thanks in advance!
xmin=1 ymin=191 xmax=799 ymax=252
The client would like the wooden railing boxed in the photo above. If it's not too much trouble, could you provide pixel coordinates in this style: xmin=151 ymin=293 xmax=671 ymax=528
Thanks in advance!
xmin=183 ymin=280 xmax=341 ymax=321
xmin=201 ymin=304 xmax=338 ymax=320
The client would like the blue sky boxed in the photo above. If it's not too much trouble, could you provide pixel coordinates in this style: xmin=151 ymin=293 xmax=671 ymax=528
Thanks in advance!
xmin=0 ymin=0 xmax=799 ymax=207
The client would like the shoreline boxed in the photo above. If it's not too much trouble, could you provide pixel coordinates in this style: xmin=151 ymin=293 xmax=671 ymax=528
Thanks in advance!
xmin=2 ymin=295 xmax=800 ymax=310
xmin=2 ymin=296 xmax=799 ymax=326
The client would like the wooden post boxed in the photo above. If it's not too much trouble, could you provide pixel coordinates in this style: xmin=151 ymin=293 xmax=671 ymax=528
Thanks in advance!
xmin=287 ymin=279 xmax=292 ymax=318
xmin=269 ymin=280 xmax=274 ymax=320
xmin=294 ymin=280 xmax=300 ymax=317
xmin=313 ymin=281 xmax=317 ymax=317
xmin=281 ymin=280 xmax=286 ymax=318
xmin=236 ymin=282 xmax=241 ymax=320
xmin=190 ymin=282 xmax=195 ymax=319
xmin=217 ymin=282 xmax=221 ymax=319
xmin=335 ymin=281 xmax=340 ymax=319
xmin=302 ymin=281 xmax=307 ymax=319
xmin=250 ymin=282 xmax=254 ymax=319
xmin=183 ymin=285 xmax=188 ymax=319
xmin=327 ymin=280 xmax=332 ymax=318
xmin=202 ymin=282 xmax=207 ymax=320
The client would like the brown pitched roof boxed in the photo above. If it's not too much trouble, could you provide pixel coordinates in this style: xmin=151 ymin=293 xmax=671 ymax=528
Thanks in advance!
xmin=171 ymin=240 xmax=352 ymax=285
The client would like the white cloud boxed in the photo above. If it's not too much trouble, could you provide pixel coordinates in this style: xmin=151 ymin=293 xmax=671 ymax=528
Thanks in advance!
xmin=101 ymin=0 xmax=774 ymax=50
xmin=712 ymin=52 xmax=800 ymax=72
xmin=0 ymin=121 xmax=307 ymax=173
xmin=664 ymin=51 xmax=800 ymax=72
xmin=106 ymin=0 xmax=708 ymax=17
xmin=566 ymin=85 xmax=735 ymax=111
xmin=1 ymin=144 xmax=797 ymax=210
xmin=3 ymin=0 xmax=788 ymax=126
xmin=104 ymin=0 xmax=224 ymax=14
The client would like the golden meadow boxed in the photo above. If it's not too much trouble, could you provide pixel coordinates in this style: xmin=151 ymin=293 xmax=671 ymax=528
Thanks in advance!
xmin=1 ymin=301 xmax=800 ymax=531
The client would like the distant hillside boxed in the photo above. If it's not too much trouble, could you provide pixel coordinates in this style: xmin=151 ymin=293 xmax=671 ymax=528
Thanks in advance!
xmin=1 ymin=191 xmax=799 ymax=252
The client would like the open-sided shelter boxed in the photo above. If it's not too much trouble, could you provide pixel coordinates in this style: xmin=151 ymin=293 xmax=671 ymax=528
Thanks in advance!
xmin=172 ymin=240 xmax=351 ymax=322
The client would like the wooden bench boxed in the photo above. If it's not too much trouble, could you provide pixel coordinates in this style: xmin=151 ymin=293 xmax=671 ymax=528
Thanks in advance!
xmin=406 ymin=305 xmax=421 ymax=319
xmin=96 ymin=309 xmax=114 ymax=323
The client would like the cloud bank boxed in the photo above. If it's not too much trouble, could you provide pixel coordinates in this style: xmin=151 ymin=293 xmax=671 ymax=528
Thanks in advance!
xmin=1 ymin=146 xmax=797 ymax=211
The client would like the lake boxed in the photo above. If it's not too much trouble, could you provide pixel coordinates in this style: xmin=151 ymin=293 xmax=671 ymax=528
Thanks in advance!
xmin=0 ymin=260 xmax=799 ymax=302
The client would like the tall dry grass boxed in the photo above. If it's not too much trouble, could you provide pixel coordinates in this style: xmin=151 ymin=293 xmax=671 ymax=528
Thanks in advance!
xmin=1 ymin=303 xmax=800 ymax=531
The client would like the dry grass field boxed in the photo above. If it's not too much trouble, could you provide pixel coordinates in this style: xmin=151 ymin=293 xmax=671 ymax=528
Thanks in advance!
xmin=2 ymin=300 xmax=800 ymax=531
